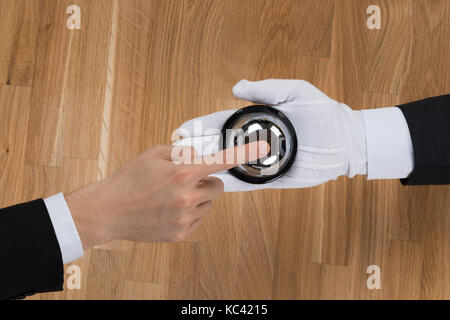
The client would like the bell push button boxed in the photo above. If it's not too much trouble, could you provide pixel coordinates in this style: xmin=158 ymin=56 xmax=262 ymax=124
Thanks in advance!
xmin=221 ymin=105 xmax=297 ymax=184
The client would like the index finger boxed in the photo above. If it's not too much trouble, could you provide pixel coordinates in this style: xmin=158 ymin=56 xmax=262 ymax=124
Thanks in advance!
xmin=192 ymin=140 xmax=270 ymax=177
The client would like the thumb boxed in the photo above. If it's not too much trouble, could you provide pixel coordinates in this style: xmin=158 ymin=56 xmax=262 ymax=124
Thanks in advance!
xmin=232 ymin=79 xmax=332 ymax=105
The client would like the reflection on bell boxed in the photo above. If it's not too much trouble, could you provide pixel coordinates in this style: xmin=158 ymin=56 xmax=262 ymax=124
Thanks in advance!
xmin=222 ymin=105 xmax=297 ymax=184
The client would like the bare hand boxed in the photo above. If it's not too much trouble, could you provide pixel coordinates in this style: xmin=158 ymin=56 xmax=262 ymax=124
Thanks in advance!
xmin=66 ymin=141 xmax=269 ymax=249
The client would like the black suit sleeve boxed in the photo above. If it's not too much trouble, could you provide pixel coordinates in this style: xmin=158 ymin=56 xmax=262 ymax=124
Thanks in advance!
xmin=398 ymin=94 xmax=450 ymax=185
xmin=0 ymin=199 xmax=64 ymax=300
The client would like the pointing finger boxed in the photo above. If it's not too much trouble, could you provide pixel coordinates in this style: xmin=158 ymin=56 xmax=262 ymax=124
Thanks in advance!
xmin=192 ymin=140 xmax=270 ymax=177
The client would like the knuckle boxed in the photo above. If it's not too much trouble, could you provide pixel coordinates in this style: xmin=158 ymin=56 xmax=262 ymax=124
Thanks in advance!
xmin=175 ymin=146 xmax=197 ymax=164
xmin=171 ymin=230 xmax=187 ymax=242
xmin=171 ymin=214 xmax=192 ymax=227
xmin=173 ymin=168 xmax=195 ymax=184
xmin=174 ymin=192 xmax=197 ymax=208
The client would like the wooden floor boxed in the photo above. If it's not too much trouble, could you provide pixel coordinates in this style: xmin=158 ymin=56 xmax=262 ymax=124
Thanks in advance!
xmin=0 ymin=0 xmax=449 ymax=299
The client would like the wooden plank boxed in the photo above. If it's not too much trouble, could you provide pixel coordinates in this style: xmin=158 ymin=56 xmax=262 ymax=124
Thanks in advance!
xmin=187 ymin=193 xmax=240 ymax=299
xmin=85 ymin=249 xmax=128 ymax=300
xmin=383 ymin=240 xmax=424 ymax=299
xmin=62 ymin=0 xmax=113 ymax=160
xmin=288 ymin=0 xmax=335 ymax=58
xmin=334 ymin=0 xmax=411 ymax=105
xmin=273 ymin=189 xmax=323 ymax=299
xmin=0 ymin=85 xmax=31 ymax=206
xmin=225 ymin=190 xmax=280 ymax=299
xmin=419 ymin=186 xmax=450 ymax=299
xmin=117 ymin=281 xmax=162 ymax=300
xmin=25 ymin=0 xmax=74 ymax=166
xmin=363 ymin=0 xmax=411 ymax=94
xmin=165 ymin=242 xmax=199 ymax=299
xmin=20 ymin=158 xmax=98 ymax=201
xmin=0 ymin=0 xmax=40 ymax=86
xmin=319 ymin=264 xmax=356 ymax=299
xmin=105 ymin=0 xmax=154 ymax=172
xmin=400 ymin=0 xmax=450 ymax=100
xmin=357 ymin=180 xmax=391 ymax=299
xmin=125 ymin=243 xmax=167 ymax=283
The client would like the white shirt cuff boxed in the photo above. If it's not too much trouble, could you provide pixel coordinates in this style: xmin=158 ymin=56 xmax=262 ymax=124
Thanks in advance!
xmin=43 ymin=193 xmax=84 ymax=264
xmin=361 ymin=107 xmax=414 ymax=180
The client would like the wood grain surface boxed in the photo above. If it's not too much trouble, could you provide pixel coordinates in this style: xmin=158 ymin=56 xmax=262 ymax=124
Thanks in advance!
xmin=0 ymin=0 xmax=448 ymax=299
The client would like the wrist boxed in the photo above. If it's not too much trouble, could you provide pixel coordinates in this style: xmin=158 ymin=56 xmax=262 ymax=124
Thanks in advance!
xmin=65 ymin=183 xmax=115 ymax=249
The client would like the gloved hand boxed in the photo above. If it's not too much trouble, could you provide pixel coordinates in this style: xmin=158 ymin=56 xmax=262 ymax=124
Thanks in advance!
xmin=175 ymin=79 xmax=367 ymax=191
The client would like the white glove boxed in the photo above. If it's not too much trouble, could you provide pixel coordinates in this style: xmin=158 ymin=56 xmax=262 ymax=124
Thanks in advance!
xmin=174 ymin=79 xmax=367 ymax=192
